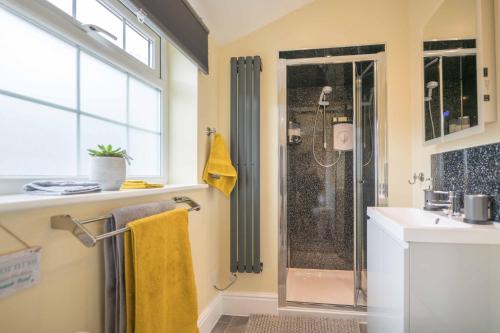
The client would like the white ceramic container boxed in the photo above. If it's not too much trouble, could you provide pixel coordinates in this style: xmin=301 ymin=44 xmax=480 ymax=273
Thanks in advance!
xmin=89 ymin=156 xmax=126 ymax=191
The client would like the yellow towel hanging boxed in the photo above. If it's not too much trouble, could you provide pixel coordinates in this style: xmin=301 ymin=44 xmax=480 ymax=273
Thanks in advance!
xmin=124 ymin=208 xmax=199 ymax=333
xmin=202 ymin=133 xmax=237 ymax=197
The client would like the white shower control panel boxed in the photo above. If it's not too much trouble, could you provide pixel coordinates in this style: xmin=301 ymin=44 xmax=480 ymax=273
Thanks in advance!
xmin=333 ymin=123 xmax=353 ymax=151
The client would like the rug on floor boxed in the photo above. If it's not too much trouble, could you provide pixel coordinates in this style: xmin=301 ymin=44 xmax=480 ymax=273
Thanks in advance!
xmin=244 ymin=314 xmax=360 ymax=333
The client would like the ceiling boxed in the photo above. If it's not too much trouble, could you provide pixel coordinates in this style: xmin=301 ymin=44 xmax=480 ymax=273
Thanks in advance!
xmin=187 ymin=0 xmax=315 ymax=45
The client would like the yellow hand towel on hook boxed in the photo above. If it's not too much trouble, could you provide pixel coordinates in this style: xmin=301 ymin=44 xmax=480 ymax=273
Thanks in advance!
xmin=202 ymin=133 xmax=237 ymax=197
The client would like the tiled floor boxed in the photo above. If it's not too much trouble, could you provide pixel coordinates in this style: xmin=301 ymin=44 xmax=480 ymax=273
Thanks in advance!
xmin=211 ymin=315 xmax=249 ymax=333
xmin=287 ymin=268 xmax=367 ymax=306
xmin=210 ymin=315 xmax=367 ymax=333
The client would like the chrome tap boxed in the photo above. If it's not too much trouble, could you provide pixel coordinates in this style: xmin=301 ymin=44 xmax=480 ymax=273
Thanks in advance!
xmin=424 ymin=190 xmax=461 ymax=216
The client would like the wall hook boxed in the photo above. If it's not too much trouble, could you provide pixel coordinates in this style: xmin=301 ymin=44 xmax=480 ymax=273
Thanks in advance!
xmin=408 ymin=172 xmax=425 ymax=185
xmin=206 ymin=127 xmax=216 ymax=136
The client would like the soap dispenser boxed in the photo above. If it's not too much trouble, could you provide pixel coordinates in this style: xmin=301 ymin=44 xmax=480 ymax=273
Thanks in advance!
xmin=288 ymin=121 xmax=302 ymax=145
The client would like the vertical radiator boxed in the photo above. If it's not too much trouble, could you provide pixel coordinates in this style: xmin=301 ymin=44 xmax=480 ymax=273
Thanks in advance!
xmin=230 ymin=56 xmax=262 ymax=274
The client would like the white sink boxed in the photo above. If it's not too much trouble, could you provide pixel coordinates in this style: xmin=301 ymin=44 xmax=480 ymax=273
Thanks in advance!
xmin=367 ymin=207 xmax=500 ymax=244
xmin=373 ymin=207 xmax=469 ymax=227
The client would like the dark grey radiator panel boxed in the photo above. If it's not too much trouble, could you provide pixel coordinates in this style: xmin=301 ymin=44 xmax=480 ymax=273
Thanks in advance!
xmin=236 ymin=57 xmax=246 ymax=274
xmin=252 ymin=56 xmax=261 ymax=273
xmin=230 ymin=56 xmax=262 ymax=274
xmin=229 ymin=58 xmax=238 ymax=273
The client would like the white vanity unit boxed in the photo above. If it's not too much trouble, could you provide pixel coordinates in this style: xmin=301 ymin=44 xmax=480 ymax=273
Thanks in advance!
xmin=367 ymin=207 xmax=500 ymax=333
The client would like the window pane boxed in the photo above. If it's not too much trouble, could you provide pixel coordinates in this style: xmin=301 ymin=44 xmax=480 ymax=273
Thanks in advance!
xmin=0 ymin=7 xmax=77 ymax=108
xmin=129 ymin=78 xmax=161 ymax=131
xmin=79 ymin=116 xmax=127 ymax=174
xmin=0 ymin=95 xmax=77 ymax=176
xmin=46 ymin=0 xmax=73 ymax=15
xmin=76 ymin=0 xmax=123 ymax=47
xmin=125 ymin=24 xmax=150 ymax=65
xmin=80 ymin=53 xmax=127 ymax=122
xmin=128 ymin=130 xmax=161 ymax=176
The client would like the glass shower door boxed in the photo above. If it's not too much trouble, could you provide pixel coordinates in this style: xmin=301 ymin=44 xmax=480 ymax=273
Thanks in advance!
xmin=354 ymin=61 xmax=377 ymax=307
xmin=285 ymin=61 xmax=356 ymax=306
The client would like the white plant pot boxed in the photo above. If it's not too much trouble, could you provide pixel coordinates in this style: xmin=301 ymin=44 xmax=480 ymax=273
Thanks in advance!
xmin=89 ymin=156 xmax=126 ymax=191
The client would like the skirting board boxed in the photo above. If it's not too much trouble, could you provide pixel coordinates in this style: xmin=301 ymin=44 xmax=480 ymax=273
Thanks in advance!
xmin=197 ymin=292 xmax=278 ymax=333
xmin=197 ymin=293 xmax=223 ymax=333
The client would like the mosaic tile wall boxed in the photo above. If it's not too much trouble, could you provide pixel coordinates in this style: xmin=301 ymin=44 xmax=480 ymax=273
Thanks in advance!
xmin=431 ymin=142 xmax=500 ymax=222
xmin=279 ymin=44 xmax=385 ymax=60
xmin=286 ymin=63 xmax=376 ymax=271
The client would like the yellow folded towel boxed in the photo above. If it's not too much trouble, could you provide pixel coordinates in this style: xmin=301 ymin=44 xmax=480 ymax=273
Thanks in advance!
xmin=121 ymin=180 xmax=164 ymax=189
xmin=202 ymin=133 xmax=237 ymax=197
xmin=124 ymin=208 xmax=199 ymax=333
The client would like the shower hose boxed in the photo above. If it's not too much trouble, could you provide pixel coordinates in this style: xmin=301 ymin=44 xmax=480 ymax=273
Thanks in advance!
xmin=312 ymin=104 xmax=342 ymax=168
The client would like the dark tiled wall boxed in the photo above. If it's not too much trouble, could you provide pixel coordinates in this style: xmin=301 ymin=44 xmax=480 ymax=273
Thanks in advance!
xmin=279 ymin=44 xmax=385 ymax=60
xmin=285 ymin=62 xmax=376 ymax=271
xmin=283 ymin=44 xmax=380 ymax=269
xmin=431 ymin=142 xmax=500 ymax=222
xmin=423 ymin=39 xmax=475 ymax=51
xmin=286 ymin=89 xmax=354 ymax=270
xmin=287 ymin=65 xmax=354 ymax=270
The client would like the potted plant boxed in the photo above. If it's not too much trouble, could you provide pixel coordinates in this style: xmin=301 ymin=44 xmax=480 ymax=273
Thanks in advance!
xmin=87 ymin=145 xmax=132 ymax=191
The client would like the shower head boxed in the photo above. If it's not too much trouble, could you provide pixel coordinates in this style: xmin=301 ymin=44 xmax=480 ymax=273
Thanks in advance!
xmin=425 ymin=81 xmax=438 ymax=101
xmin=322 ymin=86 xmax=333 ymax=94
xmin=318 ymin=86 xmax=333 ymax=105
xmin=426 ymin=81 xmax=438 ymax=89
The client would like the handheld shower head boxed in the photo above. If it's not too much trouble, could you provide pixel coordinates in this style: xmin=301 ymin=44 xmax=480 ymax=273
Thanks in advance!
xmin=322 ymin=86 xmax=333 ymax=94
xmin=318 ymin=86 xmax=333 ymax=105
xmin=425 ymin=81 xmax=438 ymax=138
xmin=426 ymin=81 xmax=438 ymax=101
xmin=426 ymin=81 xmax=438 ymax=89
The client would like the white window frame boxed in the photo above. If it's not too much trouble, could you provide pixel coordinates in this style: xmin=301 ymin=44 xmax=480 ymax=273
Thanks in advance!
xmin=0 ymin=0 xmax=169 ymax=194
xmin=49 ymin=0 xmax=162 ymax=74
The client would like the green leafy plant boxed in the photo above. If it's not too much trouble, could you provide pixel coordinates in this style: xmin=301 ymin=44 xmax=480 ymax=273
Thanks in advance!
xmin=87 ymin=144 xmax=133 ymax=164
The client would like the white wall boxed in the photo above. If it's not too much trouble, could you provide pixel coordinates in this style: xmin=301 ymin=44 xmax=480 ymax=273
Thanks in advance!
xmin=424 ymin=0 xmax=476 ymax=40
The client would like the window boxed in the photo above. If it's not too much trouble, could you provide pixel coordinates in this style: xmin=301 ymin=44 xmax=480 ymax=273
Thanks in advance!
xmin=47 ymin=0 xmax=158 ymax=68
xmin=0 ymin=1 xmax=164 ymax=182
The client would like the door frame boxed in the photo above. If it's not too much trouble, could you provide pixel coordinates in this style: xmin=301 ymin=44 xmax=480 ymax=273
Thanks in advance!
xmin=277 ymin=52 xmax=388 ymax=311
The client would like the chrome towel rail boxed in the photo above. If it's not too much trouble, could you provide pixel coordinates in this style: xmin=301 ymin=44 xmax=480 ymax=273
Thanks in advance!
xmin=50 ymin=196 xmax=200 ymax=247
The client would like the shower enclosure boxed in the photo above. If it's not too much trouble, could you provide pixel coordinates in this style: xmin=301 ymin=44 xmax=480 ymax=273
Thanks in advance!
xmin=278 ymin=51 xmax=387 ymax=310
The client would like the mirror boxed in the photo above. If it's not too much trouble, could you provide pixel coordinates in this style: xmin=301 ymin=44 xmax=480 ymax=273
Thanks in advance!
xmin=422 ymin=0 xmax=481 ymax=142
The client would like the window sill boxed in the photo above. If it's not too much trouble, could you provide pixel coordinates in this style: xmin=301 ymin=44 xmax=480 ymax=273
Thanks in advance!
xmin=0 ymin=184 xmax=208 ymax=213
